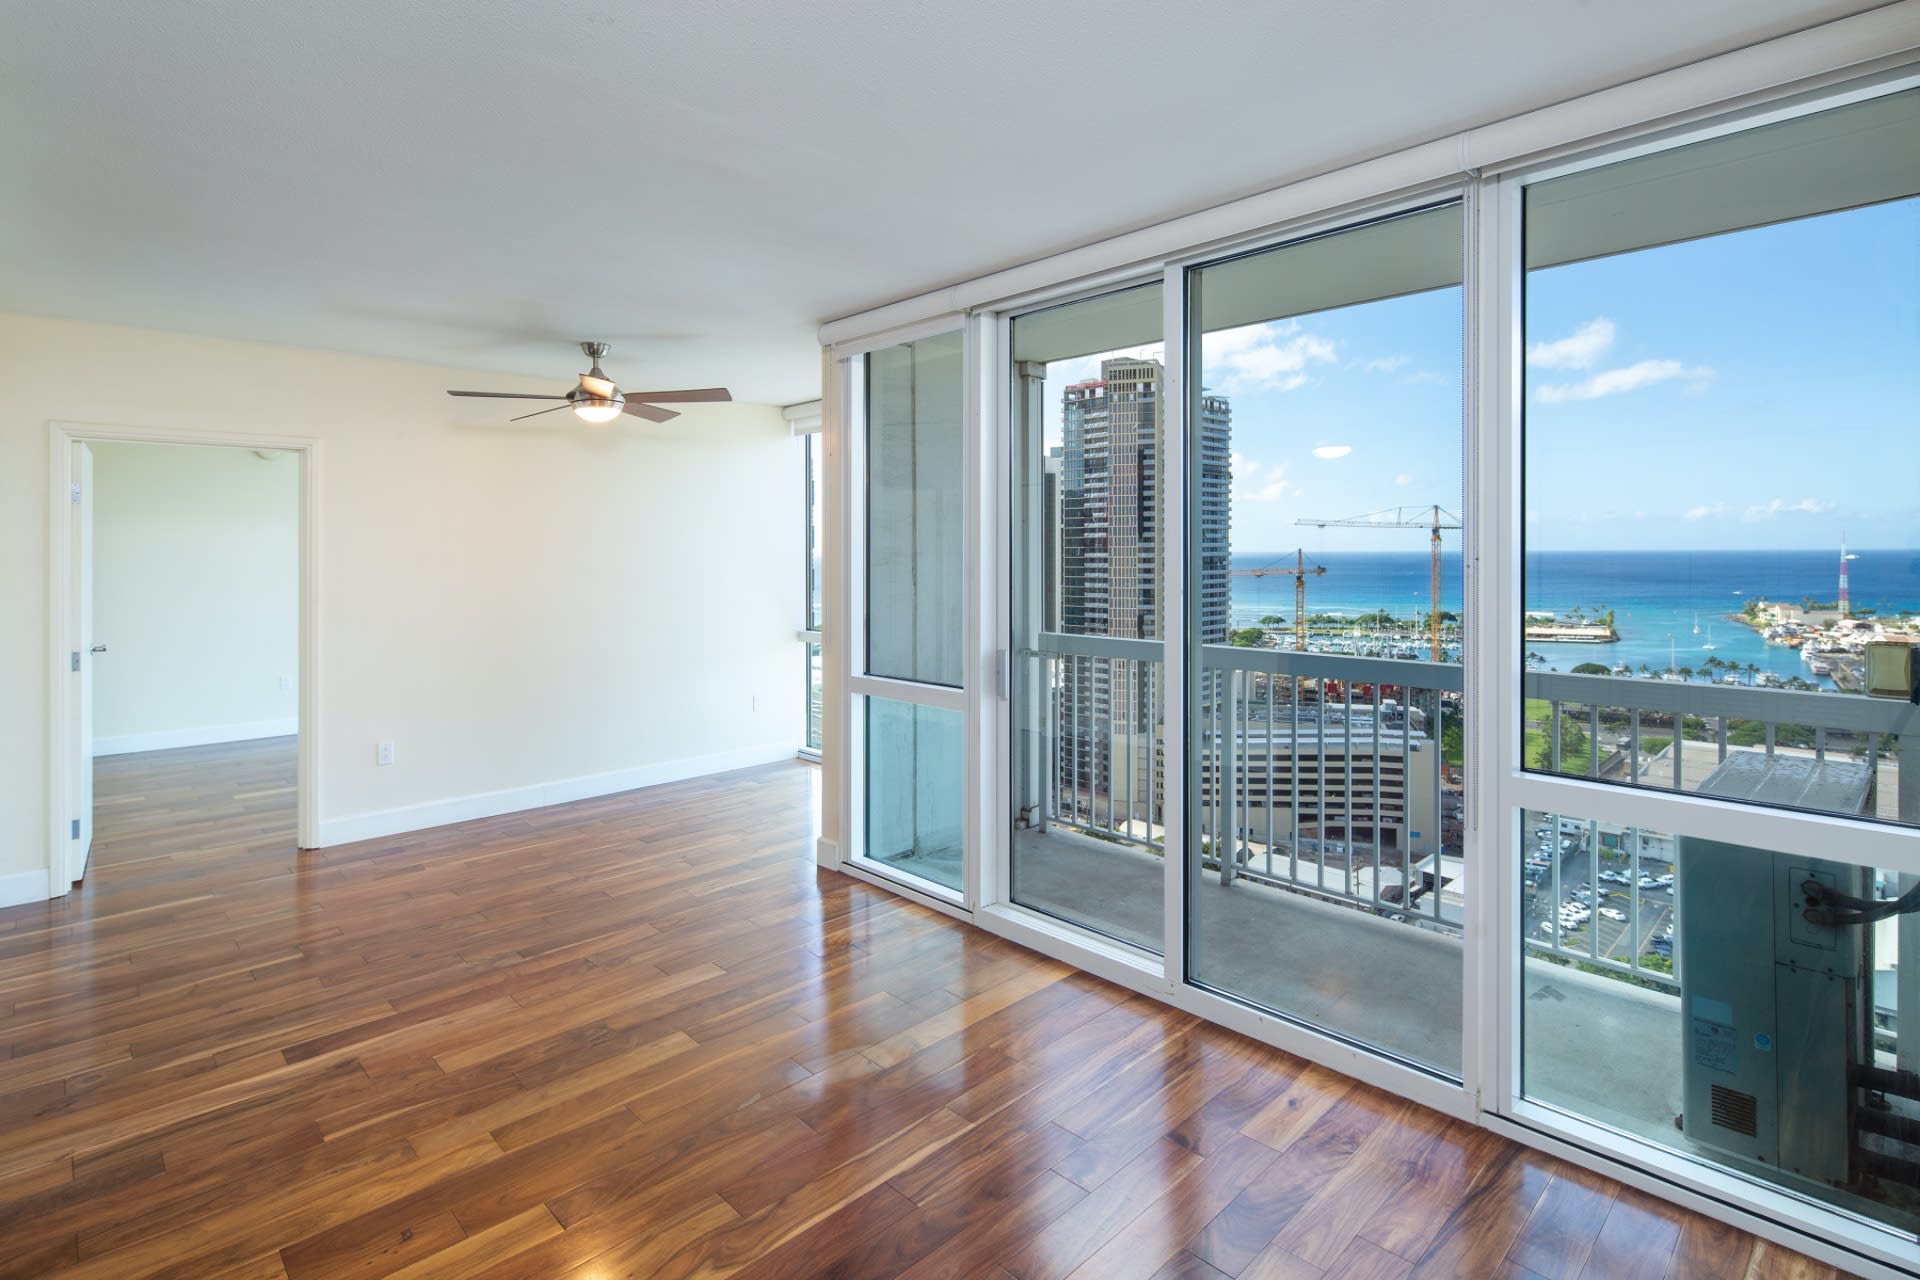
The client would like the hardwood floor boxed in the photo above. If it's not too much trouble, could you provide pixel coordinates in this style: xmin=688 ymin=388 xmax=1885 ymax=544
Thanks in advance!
xmin=0 ymin=739 xmax=1856 ymax=1279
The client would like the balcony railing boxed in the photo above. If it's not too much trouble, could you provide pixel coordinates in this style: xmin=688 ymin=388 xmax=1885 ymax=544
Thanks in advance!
xmin=1020 ymin=635 xmax=1920 ymax=993
xmin=1522 ymin=669 xmax=1918 ymax=825
xmin=1020 ymin=633 xmax=1463 ymax=935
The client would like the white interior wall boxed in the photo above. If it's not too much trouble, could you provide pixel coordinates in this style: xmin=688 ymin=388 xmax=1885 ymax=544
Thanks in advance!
xmin=90 ymin=442 xmax=300 ymax=753
xmin=0 ymin=312 xmax=804 ymax=896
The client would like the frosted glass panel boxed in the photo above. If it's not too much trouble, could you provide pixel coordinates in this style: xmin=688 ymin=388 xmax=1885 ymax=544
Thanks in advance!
xmin=866 ymin=332 xmax=964 ymax=687
xmin=865 ymin=697 xmax=963 ymax=892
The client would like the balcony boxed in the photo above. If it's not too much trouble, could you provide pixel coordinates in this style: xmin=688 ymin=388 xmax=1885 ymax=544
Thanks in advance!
xmin=1013 ymin=634 xmax=1917 ymax=1140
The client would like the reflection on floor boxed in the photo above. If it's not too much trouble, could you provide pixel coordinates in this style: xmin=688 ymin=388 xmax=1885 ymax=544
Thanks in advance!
xmin=0 ymin=740 xmax=1853 ymax=1277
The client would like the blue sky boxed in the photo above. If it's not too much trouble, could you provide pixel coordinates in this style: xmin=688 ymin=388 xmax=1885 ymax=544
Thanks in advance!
xmin=1041 ymin=195 xmax=1918 ymax=556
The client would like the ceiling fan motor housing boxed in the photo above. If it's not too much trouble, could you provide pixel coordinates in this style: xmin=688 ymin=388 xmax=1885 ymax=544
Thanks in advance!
xmin=573 ymin=341 xmax=623 ymax=407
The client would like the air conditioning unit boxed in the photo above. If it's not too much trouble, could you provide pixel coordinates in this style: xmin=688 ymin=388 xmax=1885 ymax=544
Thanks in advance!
xmin=1677 ymin=752 xmax=1878 ymax=1193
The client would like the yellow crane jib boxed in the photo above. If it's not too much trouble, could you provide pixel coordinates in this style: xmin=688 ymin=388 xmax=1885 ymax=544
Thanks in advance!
xmin=1229 ymin=549 xmax=1326 ymax=652
xmin=1295 ymin=505 xmax=1461 ymax=661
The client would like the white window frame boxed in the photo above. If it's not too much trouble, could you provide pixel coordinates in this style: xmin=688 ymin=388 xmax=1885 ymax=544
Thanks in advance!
xmin=1481 ymin=69 xmax=1920 ymax=1278
xmin=818 ymin=26 xmax=1920 ymax=1276
xmin=830 ymin=322 xmax=981 ymax=913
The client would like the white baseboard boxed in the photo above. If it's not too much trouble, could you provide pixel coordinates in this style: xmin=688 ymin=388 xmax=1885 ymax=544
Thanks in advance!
xmin=314 ymin=741 xmax=798 ymax=848
xmin=815 ymin=835 xmax=840 ymax=869
xmin=0 ymin=869 xmax=49 ymax=910
xmin=94 ymin=718 xmax=298 ymax=757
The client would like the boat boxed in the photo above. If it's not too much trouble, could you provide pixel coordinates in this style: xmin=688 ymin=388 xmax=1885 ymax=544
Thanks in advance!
xmin=1692 ymin=612 xmax=1700 ymax=635
xmin=1701 ymin=624 xmax=1715 ymax=651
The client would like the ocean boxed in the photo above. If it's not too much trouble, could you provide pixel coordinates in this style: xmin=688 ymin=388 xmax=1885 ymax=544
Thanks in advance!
xmin=1227 ymin=548 xmax=1920 ymax=683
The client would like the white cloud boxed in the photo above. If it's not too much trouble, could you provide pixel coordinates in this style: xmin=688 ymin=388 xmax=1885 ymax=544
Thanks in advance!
xmin=1684 ymin=502 xmax=1728 ymax=522
xmin=1527 ymin=318 xmax=1615 ymax=370
xmin=1230 ymin=452 xmax=1260 ymax=480
xmin=1238 ymin=467 xmax=1294 ymax=502
xmin=1362 ymin=356 xmax=1409 ymax=374
xmin=1394 ymin=473 xmax=1413 ymax=488
xmin=1312 ymin=444 xmax=1352 ymax=460
xmin=1743 ymin=497 xmax=1835 ymax=522
xmin=1537 ymin=359 xmax=1716 ymax=403
xmin=1204 ymin=320 xmax=1335 ymax=393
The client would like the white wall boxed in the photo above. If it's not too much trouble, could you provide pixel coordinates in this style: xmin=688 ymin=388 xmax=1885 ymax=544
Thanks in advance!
xmin=0 ymin=312 xmax=805 ymax=894
xmin=90 ymin=442 xmax=300 ymax=753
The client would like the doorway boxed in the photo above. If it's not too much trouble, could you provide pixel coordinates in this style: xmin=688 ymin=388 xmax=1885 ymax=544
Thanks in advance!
xmin=48 ymin=424 xmax=319 ymax=896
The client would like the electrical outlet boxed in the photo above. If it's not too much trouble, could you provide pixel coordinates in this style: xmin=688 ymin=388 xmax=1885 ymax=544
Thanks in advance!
xmin=279 ymin=674 xmax=293 ymax=691
xmin=377 ymin=741 xmax=395 ymax=766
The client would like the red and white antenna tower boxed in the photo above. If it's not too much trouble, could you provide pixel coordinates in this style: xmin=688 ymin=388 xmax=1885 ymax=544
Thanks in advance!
xmin=1838 ymin=533 xmax=1853 ymax=618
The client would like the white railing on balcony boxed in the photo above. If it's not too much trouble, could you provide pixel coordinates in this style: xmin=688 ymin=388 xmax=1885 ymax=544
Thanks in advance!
xmin=1523 ymin=670 xmax=1918 ymax=825
xmin=1020 ymin=633 xmax=1463 ymax=934
xmin=1019 ymin=639 xmax=1918 ymax=992
xmin=1197 ymin=644 xmax=1461 ymax=935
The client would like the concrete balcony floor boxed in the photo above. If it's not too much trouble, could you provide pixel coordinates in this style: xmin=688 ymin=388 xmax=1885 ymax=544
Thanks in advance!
xmin=1010 ymin=824 xmax=1685 ymax=1136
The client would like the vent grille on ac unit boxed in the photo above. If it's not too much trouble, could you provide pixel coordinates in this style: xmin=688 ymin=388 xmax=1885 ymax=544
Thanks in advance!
xmin=1711 ymin=1083 xmax=1759 ymax=1137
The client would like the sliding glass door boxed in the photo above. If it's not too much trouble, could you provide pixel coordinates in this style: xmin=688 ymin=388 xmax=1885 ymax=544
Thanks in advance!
xmin=1181 ymin=204 xmax=1468 ymax=1075
xmin=1009 ymin=284 xmax=1167 ymax=952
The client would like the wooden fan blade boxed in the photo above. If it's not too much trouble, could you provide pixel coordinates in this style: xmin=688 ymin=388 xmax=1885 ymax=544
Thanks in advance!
xmin=614 ymin=387 xmax=731 ymax=404
xmin=448 ymin=390 xmax=567 ymax=400
xmin=511 ymin=403 xmax=577 ymax=422
xmin=621 ymin=401 xmax=680 ymax=423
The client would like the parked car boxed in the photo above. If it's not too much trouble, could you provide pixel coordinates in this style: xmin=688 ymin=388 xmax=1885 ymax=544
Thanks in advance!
xmin=1599 ymin=907 xmax=1626 ymax=922
xmin=1650 ymin=935 xmax=1673 ymax=956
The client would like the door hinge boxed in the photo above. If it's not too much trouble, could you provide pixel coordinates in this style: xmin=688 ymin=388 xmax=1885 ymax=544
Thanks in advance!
xmin=71 ymin=650 xmax=81 ymax=672
xmin=70 ymin=483 xmax=81 ymax=505
xmin=71 ymin=819 xmax=80 ymax=839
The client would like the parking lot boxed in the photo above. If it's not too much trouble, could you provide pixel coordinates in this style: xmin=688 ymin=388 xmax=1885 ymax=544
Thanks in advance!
xmin=1520 ymin=812 xmax=1674 ymax=965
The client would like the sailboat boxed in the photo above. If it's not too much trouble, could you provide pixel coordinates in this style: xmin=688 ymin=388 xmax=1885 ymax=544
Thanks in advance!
xmin=1692 ymin=612 xmax=1700 ymax=635
xmin=1701 ymin=624 xmax=1715 ymax=651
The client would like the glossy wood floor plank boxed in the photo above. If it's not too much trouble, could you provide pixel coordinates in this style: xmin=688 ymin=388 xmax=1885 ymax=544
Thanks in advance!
xmin=0 ymin=739 xmax=1860 ymax=1278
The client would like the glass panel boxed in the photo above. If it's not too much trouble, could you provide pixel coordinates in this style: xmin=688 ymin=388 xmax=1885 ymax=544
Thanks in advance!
xmin=806 ymin=641 xmax=822 ymax=753
xmin=866 ymin=332 xmax=964 ymax=687
xmin=1519 ymin=802 xmax=1918 ymax=1241
xmin=1187 ymin=204 xmax=1465 ymax=1075
xmin=864 ymin=696 xmax=963 ymax=892
xmin=806 ymin=431 xmax=822 ymax=633
xmin=1010 ymin=283 xmax=1166 ymax=953
xmin=1521 ymin=90 xmax=1920 ymax=826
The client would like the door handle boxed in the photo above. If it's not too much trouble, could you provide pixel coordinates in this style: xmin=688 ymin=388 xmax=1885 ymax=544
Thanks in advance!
xmin=90 ymin=645 xmax=107 ymax=653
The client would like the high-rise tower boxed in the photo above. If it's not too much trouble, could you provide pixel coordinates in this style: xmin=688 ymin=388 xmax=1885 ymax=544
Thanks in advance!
xmin=1057 ymin=357 xmax=1230 ymax=801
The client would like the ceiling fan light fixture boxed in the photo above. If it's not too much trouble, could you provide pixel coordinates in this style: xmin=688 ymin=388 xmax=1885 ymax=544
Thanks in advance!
xmin=572 ymin=398 xmax=623 ymax=425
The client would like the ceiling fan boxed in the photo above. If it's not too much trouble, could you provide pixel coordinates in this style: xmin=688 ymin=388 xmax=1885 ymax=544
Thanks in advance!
xmin=447 ymin=341 xmax=731 ymax=425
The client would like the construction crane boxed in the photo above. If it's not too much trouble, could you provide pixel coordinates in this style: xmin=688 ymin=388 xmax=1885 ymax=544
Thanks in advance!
xmin=1297 ymin=505 xmax=1461 ymax=661
xmin=1229 ymin=549 xmax=1325 ymax=651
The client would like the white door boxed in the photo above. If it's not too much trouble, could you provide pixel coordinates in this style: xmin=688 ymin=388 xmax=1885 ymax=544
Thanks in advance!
xmin=73 ymin=440 xmax=95 ymax=881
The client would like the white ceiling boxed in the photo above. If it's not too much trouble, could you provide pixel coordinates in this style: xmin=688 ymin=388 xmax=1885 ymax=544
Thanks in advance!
xmin=0 ymin=0 xmax=1891 ymax=404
